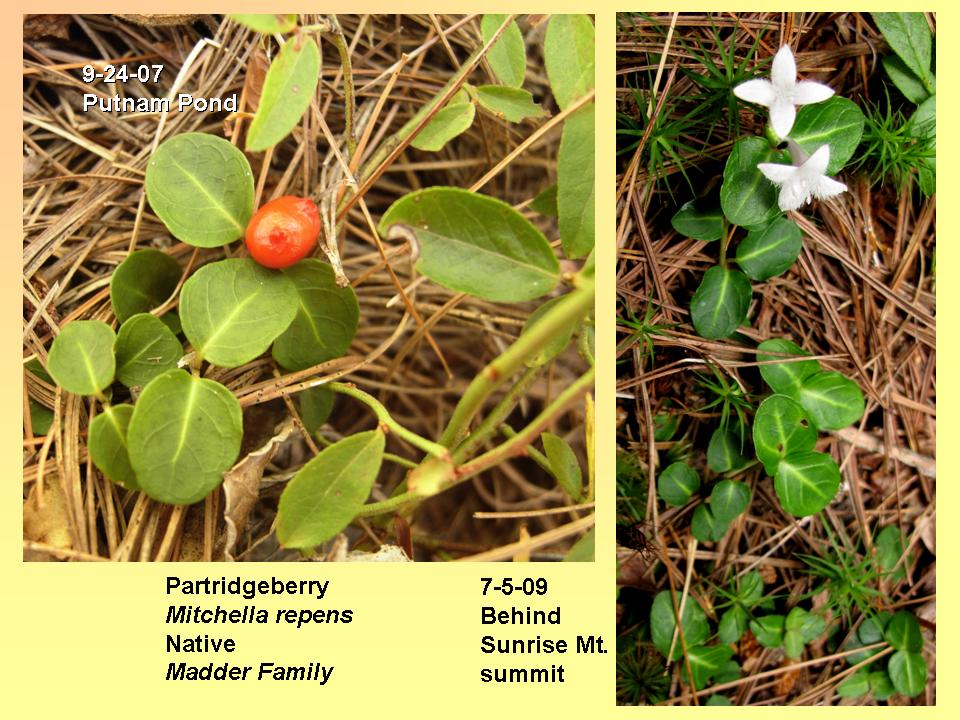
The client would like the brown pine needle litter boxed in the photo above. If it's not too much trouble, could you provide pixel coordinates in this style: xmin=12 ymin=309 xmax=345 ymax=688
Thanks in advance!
xmin=616 ymin=12 xmax=934 ymax=706
xmin=23 ymin=15 xmax=591 ymax=562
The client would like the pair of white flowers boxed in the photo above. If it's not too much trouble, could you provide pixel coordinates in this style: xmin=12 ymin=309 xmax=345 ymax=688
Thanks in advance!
xmin=734 ymin=45 xmax=846 ymax=211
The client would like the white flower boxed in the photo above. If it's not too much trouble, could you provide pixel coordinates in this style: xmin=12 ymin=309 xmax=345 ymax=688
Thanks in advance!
xmin=758 ymin=144 xmax=847 ymax=212
xmin=734 ymin=45 xmax=835 ymax=138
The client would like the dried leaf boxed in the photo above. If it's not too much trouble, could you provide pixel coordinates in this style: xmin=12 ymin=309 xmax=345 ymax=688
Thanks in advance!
xmin=24 ymin=15 xmax=72 ymax=40
xmin=222 ymin=419 xmax=296 ymax=560
xmin=775 ymin=658 xmax=801 ymax=696
xmin=23 ymin=478 xmax=72 ymax=556
xmin=244 ymin=48 xmax=270 ymax=112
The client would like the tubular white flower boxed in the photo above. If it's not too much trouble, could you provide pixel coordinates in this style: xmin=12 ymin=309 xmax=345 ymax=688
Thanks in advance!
xmin=757 ymin=145 xmax=847 ymax=212
xmin=734 ymin=45 xmax=835 ymax=138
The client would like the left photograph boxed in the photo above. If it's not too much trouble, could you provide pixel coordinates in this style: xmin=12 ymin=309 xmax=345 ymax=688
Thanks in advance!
xmin=23 ymin=14 xmax=596 ymax=562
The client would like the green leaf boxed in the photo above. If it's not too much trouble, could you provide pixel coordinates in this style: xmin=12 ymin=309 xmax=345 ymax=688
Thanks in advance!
xmin=230 ymin=14 xmax=297 ymax=34
xmin=657 ymin=461 xmax=700 ymax=507
xmin=706 ymin=695 xmax=733 ymax=706
xmin=160 ymin=311 xmax=182 ymax=336
xmin=88 ymin=404 xmax=137 ymax=489
xmin=691 ymin=504 xmax=728 ymax=542
xmin=29 ymin=400 xmax=53 ymax=435
xmin=114 ymin=314 xmax=182 ymax=388
xmin=859 ymin=613 xmax=891 ymax=645
xmin=378 ymin=187 xmax=560 ymax=302
xmin=481 ymin=15 xmax=527 ymax=88
xmin=796 ymin=371 xmax=865 ymax=430
xmin=872 ymin=13 xmax=933 ymax=91
xmin=411 ymin=91 xmax=475 ymax=151
xmin=650 ymin=590 xmax=710 ymax=661
xmin=774 ymin=450 xmax=840 ymax=517
xmin=837 ymin=669 xmax=871 ymax=698
xmin=909 ymin=95 xmax=936 ymax=197
xmin=721 ymin=137 xmax=783 ymax=228
xmin=888 ymin=650 xmax=927 ymax=697
xmin=682 ymin=644 xmax=734 ymax=689
xmin=671 ymin=199 xmax=724 ymax=242
xmin=128 ymin=369 xmax=242 ymax=505
xmin=714 ymin=660 xmax=741 ymax=685
xmin=563 ymin=527 xmax=594 ymax=562
xmin=522 ymin=295 xmax=575 ymax=367
xmin=710 ymin=480 xmax=751 ymax=524
xmin=737 ymin=571 xmax=765 ymax=606
xmin=276 ymin=429 xmax=385 ymax=548
xmin=707 ymin=427 xmax=747 ymax=473
xmin=783 ymin=629 xmax=805 ymax=659
xmin=690 ymin=265 xmax=752 ymax=340
xmin=475 ymin=85 xmax=545 ymax=123
xmin=882 ymin=55 xmax=931 ymax=103
xmin=718 ymin=606 xmax=749 ymax=644
xmin=757 ymin=338 xmax=820 ymax=397
xmin=47 ymin=321 xmax=116 ymax=396
xmin=786 ymin=606 xmax=825 ymax=642
xmin=752 ymin=394 xmax=818 ymax=475
xmin=557 ymin=102 xmax=595 ymax=259
xmin=298 ymin=386 xmax=335 ymax=434
xmin=110 ymin=249 xmax=182 ymax=322
xmin=876 ymin=525 xmax=909 ymax=581
xmin=145 ymin=133 xmax=254 ymax=247
xmin=750 ymin=615 xmax=785 ymax=648
xmin=884 ymin=611 xmax=923 ymax=653
xmin=790 ymin=98 xmax=866 ymax=175
xmin=272 ymin=259 xmax=359 ymax=371
xmin=735 ymin=217 xmax=802 ymax=281
xmin=869 ymin=669 xmax=896 ymax=701
xmin=541 ymin=432 xmax=583 ymax=500
xmin=26 ymin=358 xmax=53 ymax=384
xmin=180 ymin=258 xmax=298 ymax=368
xmin=246 ymin=37 xmax=321 ymax=152
xmin=530 ymin=184 xmax=558 ymax=217
xmin=544 ymin=14 xmax=595 ymax=110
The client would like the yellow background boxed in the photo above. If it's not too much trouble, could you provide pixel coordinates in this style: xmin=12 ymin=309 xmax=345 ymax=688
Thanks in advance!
xmin=5 ymin=2 xmax=945 ymax=717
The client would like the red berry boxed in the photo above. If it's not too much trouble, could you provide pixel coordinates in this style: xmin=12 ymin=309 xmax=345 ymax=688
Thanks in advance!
xmin=244 ymin=196 xmax=321 ymax=269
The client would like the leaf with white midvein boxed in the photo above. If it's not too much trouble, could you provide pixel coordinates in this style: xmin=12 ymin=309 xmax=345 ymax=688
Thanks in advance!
xmin=774 ymin=450 xmax=840 ymax=516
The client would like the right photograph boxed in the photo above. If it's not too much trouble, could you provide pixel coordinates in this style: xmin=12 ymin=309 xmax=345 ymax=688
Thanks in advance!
xmin=615 ymin=12 xmax=935 ymax=706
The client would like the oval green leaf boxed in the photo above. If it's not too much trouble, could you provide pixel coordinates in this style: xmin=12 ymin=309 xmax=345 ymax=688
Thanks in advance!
xmin=650 ymin=590 xmax=709 ymax=660
xmin=882 ymin=55 xmax=930 ymax=104
xmin=411 ymin=91 xmax=475 ymax=151
xmin=530 ymin=183 xmax=558 ymax=217
xmin=230 ymin=14 xmax=297 ymax=34
xmin=750 ymin=615 xmax=785 ymax=648
xmin=180 ymin=258 xmax=298 ymax=368
xmin=753 ymin=394 xmax=818 ymax=475
xmin=757 ymin=338 xmax=821 ymax=397
xmin=544 ymin=14 xmax=595 ymax=110
xmin=790 ymin=97 xmax=866 ymax=175
xmin=657 ymin=461 xmax=700 ymax=507
xmin=797 ymin=370 xmax=865 ymax=430
xmin=671 ymin=199 xmax=724 ymax=242
xmin=736 ymin=217 xmax=803 ymax=281
xmin=475 ymin=85 xmax=545 ymax=123
xmin=872 ymin=13 xmax=933 ymax=90
xmin=786 ymin=606 xmax=825 ymax=642
xmin=246 ymin=36 xmax=321 ymax=152
xmin=885 ymin=611 xmax=923 ymax=653
xmin=707 ymin=427 xmax=747 ymax=473
xmin=481 ymin=15 xmax=526 ymax=88
xmin=145 ymin=133 xmax=254 ymax=247
xmin=690 ymin=265 xmax=752 ymax=340
xmin=692 ymin=504 xmax=728 ymax=543
xmin=774 ymin=450 xmax=840 ymax=517
xmin=114 ymin=313 xmax=183 ymax=388
xmin=29 ymin=400 xmax=53 ymax=436
xmin=88 ymin=404 xmax=137 ymax=490
xmin=888 ymin=650 xmax=927 ymax=697
xmin=682 ymin=644 xmax=734 ymax=690
xmin=522 ymin=295 xmax=575 ymax=367
xmin=718 ymin=606 xmax=749 ymax=644
xmin=47 ymin=320 xmax=116 ymax=396
xmin=721 ymin=137 xmax=783 ymax=228
xmin=710 ymin=480 xmax=751 ymax=524
xmin=541 ymin=431 xmax=583 ymax=501
xmin=837 ymin=670 xmax=871 ymax=698
xmin=378 ymin=187 xmax=560 ymax=302
xmin=110 ymin=249 xmax=182 ymax=322
xmin=276 ymin=429 xmax=386 ymax=549
xmin=128 ymin=369 xmax=243 ymax=505
xmin=876 ymin=525 xmax=909 ymax=581
xmin=869 ymin=669 xmax=896 ymax=701
xmin=272 ymin=259 xmax=359 ymax=371
xmin=562 ymin=527 xmax=594 ymax=562
xmin=558 ymin=101 xmax=595 ymax=259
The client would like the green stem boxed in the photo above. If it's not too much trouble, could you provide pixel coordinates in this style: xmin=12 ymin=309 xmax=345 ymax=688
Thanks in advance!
xmin=327 ymin=382 xmax=450 ymax=459
xmin=326 ymin=15 xmax=357 ymax=158
xmin=500 ymin=424 xmax=552 ymax=474
xmin=314 ymin=432 xmax=416 ymax=469
xmin=455 ymin=366 xmax=595 ymax=484
xmin=439 ymin=275 xmax=594 ymax=448
xmin=355 ymin=491 xmax=420 ymax=518
xmin=451 ymin=365 xmax=542 ymax=463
